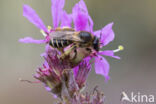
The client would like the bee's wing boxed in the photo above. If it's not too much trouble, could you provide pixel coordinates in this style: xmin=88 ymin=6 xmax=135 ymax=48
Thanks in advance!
xmin=49 ymin=31 xmax=84 ymax=42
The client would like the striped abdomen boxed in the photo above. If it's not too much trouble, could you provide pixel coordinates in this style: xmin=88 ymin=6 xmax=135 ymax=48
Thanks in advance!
xmin=49 ymin=39 xmax=73 ymax=48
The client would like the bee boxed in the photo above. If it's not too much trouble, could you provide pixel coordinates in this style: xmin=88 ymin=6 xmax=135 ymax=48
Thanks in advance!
xmin=48 ymin=27 xmax=100 ymax=67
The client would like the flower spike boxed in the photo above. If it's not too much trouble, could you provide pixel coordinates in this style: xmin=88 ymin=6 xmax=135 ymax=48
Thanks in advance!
xmin=20 ymin=0 xmax=123 ymax=103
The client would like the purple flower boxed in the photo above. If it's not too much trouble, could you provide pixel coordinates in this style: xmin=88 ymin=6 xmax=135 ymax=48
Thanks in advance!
xmin=34 ymin=45 xmax=91 ymax=99
xmin=34 ymin=45 xmax=69 ymax=97
xmin=72 ymin=0 xmax=123 ymax=80
xmin=20 ymin=0 xmax=123 ymax=103
xmin=20 ymin=0 xmax=72 ymax=44
xmin=72 ymin=0 xmax=93 ymax=32
xmin=20 ymin=0 xmax=123 ymax=81
xmin=34 ymin=45 xmax=103 ymax=103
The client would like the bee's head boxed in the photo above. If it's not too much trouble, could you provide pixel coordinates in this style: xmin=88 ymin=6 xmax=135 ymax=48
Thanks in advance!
xmin=93 ymin=36 xmax=100 ymax=51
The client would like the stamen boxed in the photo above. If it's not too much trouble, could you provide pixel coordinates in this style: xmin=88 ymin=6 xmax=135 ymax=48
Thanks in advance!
xmin=40 ymin=30 xmax=47 ymax=37
xmin=48 ymin=26 xmax=52 ymax=32
xmin=113 ymin=45 xmax=124 ymax=53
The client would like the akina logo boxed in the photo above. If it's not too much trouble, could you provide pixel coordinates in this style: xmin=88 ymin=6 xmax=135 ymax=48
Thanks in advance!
xmin=121 ymin=91 xmax=155 ymax=104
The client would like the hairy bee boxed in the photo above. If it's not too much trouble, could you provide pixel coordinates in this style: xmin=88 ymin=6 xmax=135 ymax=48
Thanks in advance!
xmin=48 ymin=27 xmax=100 ymax=67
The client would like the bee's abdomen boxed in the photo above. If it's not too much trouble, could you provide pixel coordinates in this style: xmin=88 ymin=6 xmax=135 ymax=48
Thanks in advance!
xmin=49 ymin=39 xmax=72 ymax=48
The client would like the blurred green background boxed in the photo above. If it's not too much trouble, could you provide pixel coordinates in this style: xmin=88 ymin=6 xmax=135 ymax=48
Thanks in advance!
xmin=0 ymin=0 xmax=156 ymax=104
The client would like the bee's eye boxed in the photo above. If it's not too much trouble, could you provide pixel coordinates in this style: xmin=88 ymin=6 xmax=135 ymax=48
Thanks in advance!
xmin=79 ymin=32 xmax=91 ymax=42
xmin=93 ymin=37 xmax=99 ymax=51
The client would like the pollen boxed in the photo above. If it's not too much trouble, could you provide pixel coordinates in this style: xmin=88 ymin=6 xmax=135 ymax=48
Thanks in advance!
xmin=48 ymin=26 xmax=52 ymax=31
xmin=118 ymin=45 xmax=124 ymax=51
xmin=40 ymin=30 xmax=47 ymax=37
xmin=113 ymin=45 xmax=124 ymax=53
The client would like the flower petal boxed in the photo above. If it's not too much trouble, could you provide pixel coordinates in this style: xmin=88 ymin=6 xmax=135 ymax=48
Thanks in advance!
xmin=23 ymin=5 xmax=48 ymax=33
xmin=94 ymin=30 xmax=101 ymax=38
xmin=88 ymin=16 xmax=94 ymax=33
xmin=72 ymin=0 xmax=93 ymax=32
xmin=60 ymin=11 xmax=72 ymax=27
xmin=19 ymin=37 xmax=46 ymax=44
xmin=79 ymin=0 xmax=88 ymax=12
xmin=79 ymin=0 xmax=94 ymax=32
xmin=98 ymin=50 xmax=120 ymax=59
xmin=51 ymin=0 xmax=65 ymax=28
xmin=72 ymin=4 xmax=88 ymax=31
xmin=94 ymin=22 xmax=115 ymax=46
xmin=94 ymin=56 xmax=110 ymax=80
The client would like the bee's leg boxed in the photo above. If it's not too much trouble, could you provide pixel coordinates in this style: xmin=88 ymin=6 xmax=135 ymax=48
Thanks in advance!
xmin=58 ymin=48 xmax=64 ymax=53
xmin=72 ymin=48 xmax=77 ymax=60
xmin=60 ymin=45 xmax=77 ymax=60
